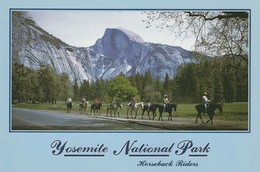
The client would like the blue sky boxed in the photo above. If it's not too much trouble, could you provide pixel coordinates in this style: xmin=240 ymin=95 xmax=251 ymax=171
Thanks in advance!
xmin=28 ymin=10 xmax=195 ymax=50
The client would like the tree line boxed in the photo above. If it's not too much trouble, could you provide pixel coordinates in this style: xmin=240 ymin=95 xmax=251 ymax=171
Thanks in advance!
xmin=12 ymin=54 xmax=248 ymax=105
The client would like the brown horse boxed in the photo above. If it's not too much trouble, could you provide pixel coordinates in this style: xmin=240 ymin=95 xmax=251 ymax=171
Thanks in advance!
xmin=90 ymin=102 xmax=102 ymax=115
xmin=79 ymin=100 xmax=88 ymax=114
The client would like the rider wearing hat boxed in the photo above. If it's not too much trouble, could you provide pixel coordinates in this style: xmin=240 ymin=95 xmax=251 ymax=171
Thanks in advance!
xmin=202 ymin=92 xmax=211 ymax=112
xmin=163 ymin=95 xmax=170 ymax=111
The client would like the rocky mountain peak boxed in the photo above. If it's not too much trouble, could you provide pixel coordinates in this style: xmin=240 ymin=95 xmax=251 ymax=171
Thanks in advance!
xmin=92 ymin=28 xmax=144 ymax=58
xmin=12 ymin=12 xmax=195 ymax=84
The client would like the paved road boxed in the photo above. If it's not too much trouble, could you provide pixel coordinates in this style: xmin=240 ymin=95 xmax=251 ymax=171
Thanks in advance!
xmin=12 ymin=108 xmax=162 ymax=131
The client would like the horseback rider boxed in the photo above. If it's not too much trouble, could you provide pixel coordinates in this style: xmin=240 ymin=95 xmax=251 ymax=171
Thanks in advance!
xmin=67 ymin=97 xmax=72 ymax=103
xmin=94 ymin=96 xmax=99 ymax=105
xmin=147 ymin=96 xmax=151 ymax=111
xmin=111 ymin=97 xmax=117 ymax=108
xmin=202 ymin=92 xmax=211 ymax=113
xmin=163 ymin=95 xmax=170 ymax=111
xmin=131 ymin=95 xmax=136 ymax=109
xmin=81 ymin=97 xmax=86 ymax=106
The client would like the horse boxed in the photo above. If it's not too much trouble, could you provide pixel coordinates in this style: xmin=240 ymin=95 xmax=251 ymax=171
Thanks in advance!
xmin=66 ymin=98 xmax=73 ymax=113
xmin=141 ymin=103 xmax=158 ymax=120
xmin=79 ymin=100 xmax=88 ymax=114
xmin=106 ymin=103 xmax=122 ymax=117
xmin=90 ymin=102 xmax=102 ymax=115
xmin=157 ymin=103 xmax=177 ymax=121
xmin=195 ymin=103 xmax=223 ymax=124
xmin=127 ymin=102 xmax=144 ymax=119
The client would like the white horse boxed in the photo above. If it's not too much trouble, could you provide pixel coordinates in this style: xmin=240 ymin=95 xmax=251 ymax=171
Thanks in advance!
xmin=127 ymin=102 xmax=144 ymax=119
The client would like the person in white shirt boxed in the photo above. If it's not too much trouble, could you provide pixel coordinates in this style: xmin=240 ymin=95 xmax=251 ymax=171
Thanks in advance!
xmin=202 ymin=92 xmax=210 ymax=112
xmin=67 ymin=98 xmax=72 ymax=105
xmin=163 ymin=95 xmax=170 ymax=111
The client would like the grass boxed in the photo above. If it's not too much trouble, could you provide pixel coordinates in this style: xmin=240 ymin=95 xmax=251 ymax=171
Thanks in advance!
xmin=12 ymin=102 xmax=248 ymax=130
xmin=175 ymin=103 xmax=248 ymax=121
xmin=12 ymin=102 xmax=68 ymax=111
xmin=12 ymin=101 xmax=248 ymax=121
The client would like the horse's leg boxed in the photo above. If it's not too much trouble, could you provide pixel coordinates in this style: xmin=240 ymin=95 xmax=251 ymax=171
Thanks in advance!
xmin=197 ymin=112 xmax=204 ymax=124
xmin=134 ymin=109 xmax=137 ymax=119
xmin=147 ymin=111 xmax=151 ymax=120
xmin=196 ymin=112 xmax=202 ymax=124
xmin=130 ymin=108 xmax=134 ymax=119
xmin=86 ymin=107 xmax=89 ymax=115
xmin=141 ymin=110 xmax=145 ymax=119
xmin=206 ymin=114 xmax=212 ymax=124
xmin=200 ymin=113 xmax=205 ymax=124
xmin=153 ymin=111 xmax=156 ymax=120
xmin=158 ymin=111 xmax=163 ymax=121
xmin=210 ymin=114 xmax=213 ymax=124
xmin=168 ymin=112 xmax=172 ymax=121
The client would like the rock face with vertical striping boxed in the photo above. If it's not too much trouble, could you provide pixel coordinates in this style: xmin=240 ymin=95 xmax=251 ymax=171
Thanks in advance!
xmin=12 ymin=11 xmax=195 ymax=84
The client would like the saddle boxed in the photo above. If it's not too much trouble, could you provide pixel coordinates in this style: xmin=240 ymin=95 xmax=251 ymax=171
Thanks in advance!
xmin=164 ymin=103 xmax=169 ymax=112
xmin=203 ymin=104 xmax=209 ymax=114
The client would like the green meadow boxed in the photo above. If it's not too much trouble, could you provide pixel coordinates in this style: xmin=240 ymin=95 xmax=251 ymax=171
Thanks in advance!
xmin=12 ymin=102 xmax=248 ymax=131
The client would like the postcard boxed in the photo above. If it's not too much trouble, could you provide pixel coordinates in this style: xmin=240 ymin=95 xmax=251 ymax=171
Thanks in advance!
xmin=0 ymin=0 xmax=259 ymax=172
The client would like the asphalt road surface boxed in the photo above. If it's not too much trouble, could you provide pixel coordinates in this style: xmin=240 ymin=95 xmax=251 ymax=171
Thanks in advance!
xmin=12 ymin=108 xmax=163 ymax=131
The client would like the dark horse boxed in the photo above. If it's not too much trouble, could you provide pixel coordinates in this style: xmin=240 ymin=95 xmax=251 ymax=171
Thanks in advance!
xmin=157 ymin=103 xmax=177 ymax=121
xmin=90 ymin=102 xmax=102 ymax=115
xmin=141 ymin=104 xmax=158 ymax=120
xmin=66 ymin=101 xmax=72 ymax=113
xmin=195 ymin=103 xmax=223 ymax=124
xmin=106 ymin=103 xmax=122 ymax=117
